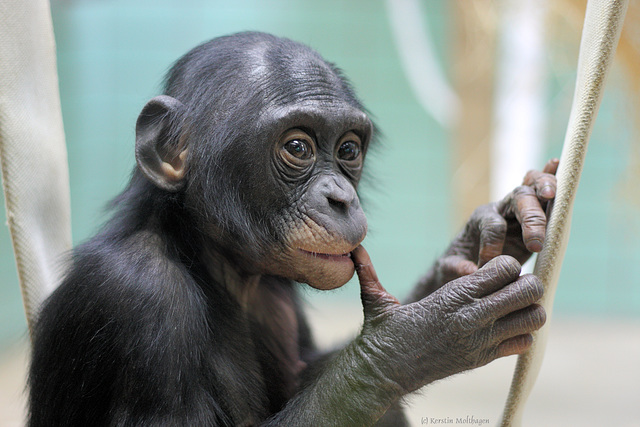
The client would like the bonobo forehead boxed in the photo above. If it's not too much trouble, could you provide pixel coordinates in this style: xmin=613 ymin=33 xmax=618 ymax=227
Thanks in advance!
xmin=244 ymin=42 xmax=353 ymax=105
xmin=235 ymin=34 xmax=362 ymax=113
xmin=236 ymin=35 xmax=370 ymax=139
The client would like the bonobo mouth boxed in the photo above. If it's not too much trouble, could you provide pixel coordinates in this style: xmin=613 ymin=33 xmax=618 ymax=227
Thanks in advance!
xmin=298 ymin=249 xmax=353 ymax=261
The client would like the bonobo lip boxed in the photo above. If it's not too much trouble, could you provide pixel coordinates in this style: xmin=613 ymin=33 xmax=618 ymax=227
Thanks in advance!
xmin=298 ymin=249 xmax=353 ymax=261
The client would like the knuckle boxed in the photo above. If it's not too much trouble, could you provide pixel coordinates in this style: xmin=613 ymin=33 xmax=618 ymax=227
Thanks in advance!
xmin=516 ymin=305 xmax=546 ymax=331
xmin=520 ymin=209 xmax=547 ymax=229
xmin=539 ymin=174 xmax=558 ymax=186
xmin=519 ymin=274 xmax=544 ymax=300
xmin=490 ymin=255 xmax=521 ymax=281
xmin=480 ymin=215 xmax=507 ymax=235
xmin=456 ymin=305 xmax=486 ymax=331
xmin=513 ymin=185 xmax=535 ymax=198
xmin=529 ymin=305 xmax=547 ymax=329
xmin=446 ymin=286 xmax=473 ymax=308
xmin=470 ymin=203 xmax=500 ymax=225
xmin=523 ymin=169 xmax=539 ymax=183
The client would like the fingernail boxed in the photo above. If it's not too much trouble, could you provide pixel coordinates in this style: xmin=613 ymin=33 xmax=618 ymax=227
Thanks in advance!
xmin=528 ymin=239 xmax=543 ymax=252
xmin=541 ymin=185 xmax=554 ymax=198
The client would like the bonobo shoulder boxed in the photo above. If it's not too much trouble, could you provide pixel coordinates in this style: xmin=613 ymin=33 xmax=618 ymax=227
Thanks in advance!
xmin=59 ymin=230 xmax=191 ymax=301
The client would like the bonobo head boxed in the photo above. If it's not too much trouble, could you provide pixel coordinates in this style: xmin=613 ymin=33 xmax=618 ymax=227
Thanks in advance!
xmin=134 ymin=32 xmax=371 ymax=290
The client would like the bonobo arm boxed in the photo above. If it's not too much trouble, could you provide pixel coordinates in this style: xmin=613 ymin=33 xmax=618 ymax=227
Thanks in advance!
xmin=266 ymin=246 xmax=545 ymax=426
xmin=407 ymin=159 xmax=559 ymax=303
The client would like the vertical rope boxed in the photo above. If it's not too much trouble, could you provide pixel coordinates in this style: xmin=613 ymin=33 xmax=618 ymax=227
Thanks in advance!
xmin=0 ymin=0 xmax=71 ymax=335
xmin=500 ymin=1 xmax=628 ymax=425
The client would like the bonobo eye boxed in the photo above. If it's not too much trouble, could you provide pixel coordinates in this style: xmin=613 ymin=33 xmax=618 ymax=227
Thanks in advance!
xmin=278 ymin=129 xmax=316 ymax=172
xmin=337 ymin=141 xmax=360 ymax=161
xmin=335 ymin=131 xmax=363 ymax=166
xmin=284 ymin=139 xmax=313 ymax=160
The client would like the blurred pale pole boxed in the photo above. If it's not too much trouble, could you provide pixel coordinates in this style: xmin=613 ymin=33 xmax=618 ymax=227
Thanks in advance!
xmin=450 ymin=1 xmax=497 ymax=228
xmin=389 ymin=1 xmax=542 ymax=230
xmin=491 ymin=0 xmax=547 ymax=201
xmin=385 ymin=0 xmax=460 ymax=128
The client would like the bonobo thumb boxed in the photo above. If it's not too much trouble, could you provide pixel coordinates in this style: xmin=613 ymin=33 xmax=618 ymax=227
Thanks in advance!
xmin=352 ymin=246 xmax=400 ymax=319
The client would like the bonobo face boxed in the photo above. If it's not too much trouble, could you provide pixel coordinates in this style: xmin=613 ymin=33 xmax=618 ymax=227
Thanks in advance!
xmin=135 ymin=33 xmax=372 ymax=290
xmin=263 ymin=101 xmax=371 ymax=290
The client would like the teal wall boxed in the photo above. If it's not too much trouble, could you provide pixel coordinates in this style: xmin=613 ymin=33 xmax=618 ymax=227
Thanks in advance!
xmin=1 ymin=0 xmax=638 ymax=346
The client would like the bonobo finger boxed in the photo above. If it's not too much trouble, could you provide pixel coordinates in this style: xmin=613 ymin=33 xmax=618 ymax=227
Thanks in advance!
xmin=479 ymin=274 xmax=543 ymax=320
xmin=477 ymin=212 xmax=508 ymax=267
xmin=352 ymin=246 xmax=399 ymax=318
xmin=523 ymin=158 xmax=559 ymax=201
xmin=500 ymin=186 xmax=547 ymax=252
xmin=523 ymin=170 xmax=557 ymax=202
xmin=496 ymin=334 xmax=534 ymax=358
xmin=523 ymin=170 xmax=557 ymax=201
xmin=452 ymin=255 xmax=521 ymax=299
xmin=543 ymin=158 xmax=560 ymax=175
xmin=491 ymin=304 xmax=546 ymax=343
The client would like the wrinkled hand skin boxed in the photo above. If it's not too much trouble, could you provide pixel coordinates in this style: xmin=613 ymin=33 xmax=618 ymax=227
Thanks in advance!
xmin=351 ymin=246 xmax=546 ymax=395
xmin=408 ymin=159 xmax=559 ymax=302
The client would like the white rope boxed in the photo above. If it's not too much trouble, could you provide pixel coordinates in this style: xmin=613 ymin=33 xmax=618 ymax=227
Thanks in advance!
xmin=500 ymin=1 xmax=628 ymax=425
xmin=0 ymin=0 xmax=71 ymax=335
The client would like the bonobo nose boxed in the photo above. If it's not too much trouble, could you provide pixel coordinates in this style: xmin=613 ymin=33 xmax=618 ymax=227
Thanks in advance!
xmin=306 ymin=173 xmax=367 ymax=246
xmin=321 ymin=175 xmax=357 ymax=211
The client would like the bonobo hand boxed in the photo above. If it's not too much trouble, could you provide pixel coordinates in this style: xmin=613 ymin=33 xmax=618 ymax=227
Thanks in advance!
xmin=409 ymin=159 xmax=559 ymax=302
xmin=352 ymin=246 xmax=545 ymax=394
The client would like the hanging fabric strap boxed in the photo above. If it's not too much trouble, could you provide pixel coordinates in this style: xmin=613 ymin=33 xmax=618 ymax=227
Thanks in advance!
xmin=500 ymin=1 xmax=628 ymax=425
xmin=0 ymin=0 xmax=71 ymax=336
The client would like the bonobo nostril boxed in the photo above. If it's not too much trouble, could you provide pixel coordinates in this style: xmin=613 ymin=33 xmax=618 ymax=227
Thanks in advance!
xmin=327 ymin=196 xmax=349 ymax=211
xmin=318 ymin=174 xmax=357 ymax=212
xmin=325 ymin=184 xmax=356 ymax=212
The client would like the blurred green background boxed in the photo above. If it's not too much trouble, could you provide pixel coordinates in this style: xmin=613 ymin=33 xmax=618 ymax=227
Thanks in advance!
xmin=1 ymin=0 xmax=639 ymax=348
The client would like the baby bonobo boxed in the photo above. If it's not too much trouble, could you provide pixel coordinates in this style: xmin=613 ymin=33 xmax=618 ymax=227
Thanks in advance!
xmin=28 ymin=32 xmax=557 ymax=426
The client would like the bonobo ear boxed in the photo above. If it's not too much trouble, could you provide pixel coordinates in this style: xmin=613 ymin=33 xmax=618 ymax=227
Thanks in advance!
xmin=135 ymin=95 xmax=188 ymax=192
